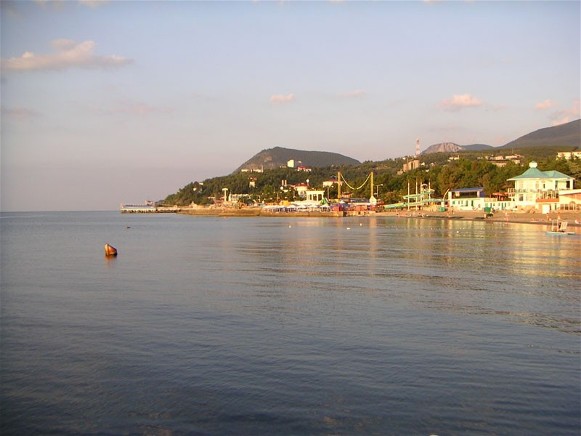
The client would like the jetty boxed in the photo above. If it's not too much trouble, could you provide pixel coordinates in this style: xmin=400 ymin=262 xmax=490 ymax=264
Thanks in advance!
xmin=120 ymin=203 xmax=181 ymax=214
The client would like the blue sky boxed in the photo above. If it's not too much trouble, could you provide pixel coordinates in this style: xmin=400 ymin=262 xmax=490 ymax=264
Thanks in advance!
xmin=1 ymin=0 xmax=579 ymax=211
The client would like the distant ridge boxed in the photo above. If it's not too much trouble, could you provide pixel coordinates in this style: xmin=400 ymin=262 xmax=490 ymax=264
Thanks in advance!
xmin=500 ymin=119 xmax=580 ymax=150
xmin=421 ymin=142 xmax=493 ymax=155
xmin=233 ymin=146 xmax=360 ymax=173
xmin=421 ymin=119 xmax=580 ymax=155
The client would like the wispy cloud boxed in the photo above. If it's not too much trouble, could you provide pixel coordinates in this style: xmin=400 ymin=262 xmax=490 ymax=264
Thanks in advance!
xmin=550 ymin=99 xmax=580 ymax=126
xmin=535 ymin=99 xmax=554 ymax=110
xmin=99 ymin=100 xmax=173 ymax=116
xmin=35 ymin=0 xmax=108 ymax=8
xmin=440 ymin=94 xmax=483 ymax=111
xmin=1 ymin=39 xmax=132 ymax=72
xmin=78 ymin=0 xmax=109 ymax=7
xmin=339 ymin=89 xmax=366 ymax=98
xmin=270 ymin=93 xmax=295 ymax=104
xmin=1 ymin=106 xmax=40 ymax=121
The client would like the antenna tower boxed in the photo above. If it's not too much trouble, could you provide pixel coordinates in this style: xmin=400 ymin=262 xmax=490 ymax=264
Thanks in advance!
xmin=415 ymin=138 xmax=420 ymax=157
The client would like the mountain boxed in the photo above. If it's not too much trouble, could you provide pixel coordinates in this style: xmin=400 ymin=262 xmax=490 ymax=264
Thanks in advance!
xmin=421 ymin=119 xmax=580 ymax=155
xmin=500 ymin=119 xmax=580 ymax=150
xmin=233 ymin=146 xmax=360 ymax=173
xmin=421 ymin=142 xmax=493 ymax=154
xmin=462 ymin=143 xmax=496 ymax=151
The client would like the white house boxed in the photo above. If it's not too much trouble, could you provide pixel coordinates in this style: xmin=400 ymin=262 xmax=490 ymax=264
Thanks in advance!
xmin=557 ymin=151 xmax=581 ymax=160
xmin=558 ymin=189 xmax=581 ymax=210
xmin=507 ymin=161 xmax=575 ymax=212
xmin=446 ymin=187 xmax=513 ymax=211
xmin=305 ymin=190 xmax=325 ymax=203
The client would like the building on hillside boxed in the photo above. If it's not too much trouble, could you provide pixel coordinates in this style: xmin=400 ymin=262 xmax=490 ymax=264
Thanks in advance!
xmin=557 ymin=151 xmax=581 ymax=160
xmin=400 ymin=159 xmax=420 ymax=173
xmin=486 ymin=154 xmax=523 ymax=167
xmin=507 ymin=161 xmax=576 ymax=212
xmin=240 ymin=166 xmax=264 ymax=173
xmin=293 ymin=183 xmax=309 ymax=197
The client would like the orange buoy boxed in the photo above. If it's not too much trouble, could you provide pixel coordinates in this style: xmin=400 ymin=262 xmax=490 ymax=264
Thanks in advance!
xmin=104 ymin=243 xmax=118 ymax=257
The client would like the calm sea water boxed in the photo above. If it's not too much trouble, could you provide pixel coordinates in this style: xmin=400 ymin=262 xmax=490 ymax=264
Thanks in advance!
xmin=1 ymin=211 xmax=579 ymax=435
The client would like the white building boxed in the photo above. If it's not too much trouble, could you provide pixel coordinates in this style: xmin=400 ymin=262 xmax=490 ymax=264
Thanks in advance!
xmin=557 ymin=189 xmax=581 ymax=210
xmin=507 ymin=161 xmax=575 ymax=212
xmin=305 ymin=190 xmax=325 ymax=203
xmin=557 ymin=151 xmax=581 ymax=160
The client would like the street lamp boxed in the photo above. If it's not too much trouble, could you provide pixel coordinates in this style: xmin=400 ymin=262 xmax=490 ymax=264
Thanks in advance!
xmin=375 ymin=184 xmax=384 ymax=197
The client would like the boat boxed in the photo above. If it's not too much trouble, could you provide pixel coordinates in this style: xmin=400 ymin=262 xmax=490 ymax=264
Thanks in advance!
xmin=546 ymin=220 xmax=575 ymax=235
xmin=104 ymin=243 xmax=118 ymax=256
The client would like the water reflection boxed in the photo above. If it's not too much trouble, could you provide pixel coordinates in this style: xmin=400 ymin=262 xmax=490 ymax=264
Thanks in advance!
xmin=225 ymin=217 xmax=580 ymax=335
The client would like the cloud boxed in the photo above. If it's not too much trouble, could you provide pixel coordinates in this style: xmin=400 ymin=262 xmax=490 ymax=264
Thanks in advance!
xmin=1 ymin=106 xmax=40 ymax=121
xmin=99 ymin=100 xmax=173 ymax=116
xmin=78 ymin=0 xmax=109 ymax=7
xmin=550 ymin=99 xmax=580 ymax=126
xmin=440 ymin=94 xmax=483 ymax=111
xmin=35 ymin=0 xmax=108 ymax=8
xmin=1 ymin=39 xmax=132 ymax=72
xmin=339 ymin=89 xmax=367 ymax=98
xmin=270 ymin=93 xmax=295 ymax=104
xmin=535 ymin=99 xmax=554 ymax=110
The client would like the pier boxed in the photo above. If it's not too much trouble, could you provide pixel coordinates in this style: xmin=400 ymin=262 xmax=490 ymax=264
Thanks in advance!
xmin=120 ymin=204 xmax=181 ymax=213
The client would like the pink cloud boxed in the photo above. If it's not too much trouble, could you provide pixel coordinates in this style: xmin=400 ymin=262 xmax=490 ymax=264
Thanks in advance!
xmin=535 ymin=99 xmax=554 ymax=110
xmin=95 ymin=100 xmax=173 ymax=116
xmin=1 ymin=106 xmax=40 ymax=121
xmin=1 ymin=39 xmax=132 ymax=72
xmin=550 ymin=99 xmax=580 ymax=126
xmin=35 ymin=0 xmax=109 ymax=8
xmin=270 ymin=93 xmax=295 ymax=104
xmin=440 ymin=94 xmax=483 ymax=111
xmin=339 ymin=89 xmax=366 ymax=98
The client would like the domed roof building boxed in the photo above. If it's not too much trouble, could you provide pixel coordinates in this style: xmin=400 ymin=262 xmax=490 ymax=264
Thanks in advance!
xmin=507 ymin=161 xmax=576 ymax=212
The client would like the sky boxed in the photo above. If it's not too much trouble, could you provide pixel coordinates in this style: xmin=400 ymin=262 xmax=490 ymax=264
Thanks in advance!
xmin=1 ymin=0 xmax=579 ymax=212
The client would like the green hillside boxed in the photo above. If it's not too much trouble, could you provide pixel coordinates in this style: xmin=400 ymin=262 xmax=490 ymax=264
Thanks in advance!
xmin=163 ymin=120 xmax=581 ymax=206
xmin=233 ymin=146 xmax=360 ymax=173
xmin=501 ymin=119 xmax=580 ymax=150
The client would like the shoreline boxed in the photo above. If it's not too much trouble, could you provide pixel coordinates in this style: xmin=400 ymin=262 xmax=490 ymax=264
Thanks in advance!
xmin=377 ymin=210 xmax=581 ymax=227
xmin=177 ymin=207 xmax=581 ymax=227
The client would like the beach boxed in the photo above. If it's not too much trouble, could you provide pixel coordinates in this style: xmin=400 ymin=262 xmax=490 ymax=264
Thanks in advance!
xmin=177 ymin=206 xmax=581 ymax=227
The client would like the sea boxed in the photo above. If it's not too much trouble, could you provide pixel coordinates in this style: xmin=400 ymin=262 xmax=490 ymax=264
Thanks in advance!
xmin=1 ymin=211 xmax=579 ymax=435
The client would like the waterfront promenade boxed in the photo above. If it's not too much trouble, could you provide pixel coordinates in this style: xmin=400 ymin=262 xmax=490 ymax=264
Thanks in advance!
xmin=382 ymin=210 xmax=581 ymax=227
xmin=176 ymin=206 xmax=581 ymax=227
